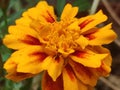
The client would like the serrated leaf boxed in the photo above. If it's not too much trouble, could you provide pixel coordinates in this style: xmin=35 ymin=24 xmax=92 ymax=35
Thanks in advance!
xmin=73 ymin=0 xmax=91 ymax=12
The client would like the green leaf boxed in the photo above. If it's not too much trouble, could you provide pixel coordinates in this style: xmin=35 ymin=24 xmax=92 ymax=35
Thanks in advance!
xmin=0 ymin=53 xmax=4 ymax=77
xmin=73 ymin=0 xmax=91 ymax=12
xmin=0 ymin=8 xmax=3 ymax=19
xmin=26 ymin=0 xmax=40 ymax=8
xmin=20 ymin=78 xmax=33 ymax=90
xmin=56 ymin=0 xmax=66 ymax=17
xmin=4 ymin=80 xmax=23 ymax=90
xmin=7 ymin=9 xmax=26 ymax=25
xmin=8 ymin=0 xmax=16 ymax=9
xmin=4 ymin=80 xmax=14 ymax=90
xmin=13 ymin=82 xmax=23 ymax=90
xmin=0 ymin=9 xmax=25 ymax=38
xmin=0 ymin=45 xmax=12 ymax=62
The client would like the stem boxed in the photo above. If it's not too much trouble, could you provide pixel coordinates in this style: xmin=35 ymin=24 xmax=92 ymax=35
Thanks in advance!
xmin=89 ymin=0 xmax=100 ymax=14
xmin=102 ymin=0 xmax=120 ymax=26
xmin=101 ymin=0 xmax=120 ymax=47
xmin=100 ymin=77 xmax=120 ymax=90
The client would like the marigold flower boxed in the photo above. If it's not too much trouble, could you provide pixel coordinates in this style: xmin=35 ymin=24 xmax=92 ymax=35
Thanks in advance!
xmin=3 ymin=1 xmax=117 ymax=90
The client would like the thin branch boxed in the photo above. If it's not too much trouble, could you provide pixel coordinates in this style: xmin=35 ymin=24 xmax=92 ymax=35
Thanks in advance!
xmin=114 ymin=39 xmax=120 ymax=47
xmin=100 ymin=77 xmax=120 ymax=90
xmin=89 ymin=0 xmax=100 ymax=14
xmin=102 ymin=0 xmax=120 ymax=26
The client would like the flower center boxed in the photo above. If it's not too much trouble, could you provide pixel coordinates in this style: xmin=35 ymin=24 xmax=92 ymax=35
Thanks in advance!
xmin=31 ymin=20 xmax=80 ymax=57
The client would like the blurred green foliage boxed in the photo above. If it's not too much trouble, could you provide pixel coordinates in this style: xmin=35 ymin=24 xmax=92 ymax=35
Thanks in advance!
xmin=73 ymin=0 xmax=91 ymax=12
xmin=0 ymin=0 xmax=91 ymax=89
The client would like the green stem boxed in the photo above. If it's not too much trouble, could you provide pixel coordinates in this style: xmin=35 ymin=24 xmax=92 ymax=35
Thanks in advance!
xmin=89 ymin=0 xmax=100 ymax=14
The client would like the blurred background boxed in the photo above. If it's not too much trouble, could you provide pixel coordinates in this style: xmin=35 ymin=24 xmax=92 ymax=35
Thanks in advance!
xmin=0 ymin=0 xmax=120 ymax=90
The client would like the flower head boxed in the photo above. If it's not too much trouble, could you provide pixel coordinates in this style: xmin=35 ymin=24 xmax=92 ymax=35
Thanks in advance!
xmin=3 ymin=1 xmax=117 ymax=90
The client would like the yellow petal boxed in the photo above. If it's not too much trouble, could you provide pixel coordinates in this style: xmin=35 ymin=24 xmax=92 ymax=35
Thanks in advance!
xmin=79 ymin=10 xmax=107 ymax=33
xmin=63 ymin=64 xmax=79 ymax=90
xmin=8 ymin=25 xmax=38 ymax=35
xmin=42 ymin=71 xmax=63 ymax=90
xmin=61 ymin=4 xmax=78 ymax=20
xmin=88 ymin=46 xmax=112 ymax=66
xmin=69 ymin=60 xmax=98 ymax=86
xmin=67 ymin=21 xmax=80 ymax=31
xmin=4 ymin=46 xmax=48 ymax=74
xmin=3 ymin=25 xmax=41 ymax=49
xmin=70 ymin=49 xmax=108 ymax=68
xmin=23 ymin=1 xmax=56 ymax=23
xmin=3 ymin=34 xmax=41 ymax=50
xmin=47 ymin=55 xmax=64 ymax=81
xmin=87 ymin=24 xmax=117 ymax=45
xmin=4 ymin=58 xmax=17 ymax=73
xmin=85 ymin=46 xmax=112 ymax=77
xmin=58 ymin=48 xmax=75 ymax=58
xmin=63 ymin=64 xmax=90 ymax=90
xmin=90 ymin=61 xmax=111 ymax=77
xmin=75 ymin=35 xmax=89 ymax=49
xmin=98 ymin=62 xmax=111 ymax=76
xmin=4 ymin=59 xmax=35 ymax=82
xmin=15 ymin=16 xmax=32 ymax=26
xmin=23 ymin=7 xmax=40 ymax=20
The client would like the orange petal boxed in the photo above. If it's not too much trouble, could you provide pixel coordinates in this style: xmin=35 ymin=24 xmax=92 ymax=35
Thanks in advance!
xmin=47 ymin=55 xmax=64 ymax=81
xmin=88 ymin=46 xmax=112 ymax=66
xmin=8 ymin=25 xmax=38 ymax=38
xmin=92 ymin=61 xmax=111 ymax=77
xmin=63 ymin=64 xmax=79 ymax=90
xmin=15 ymin=16 xmax=32 ymax=26
xmin=4 ymin=59 xmax=17 ymax=73
xmin=86 ymin=24 xmax=117 ymax=45
xmin=75 ymin=35 xmax=89 ymax=49
xmin=4 ymin=46 xmax=48 ymax=74
xmin=5 ymin=72 xmax=35 ymax=82
xmin=4 ymin=59 xmax=35 ymax=82
xmin=69 ymin=60 xmax=98 ymax=86
xmin=78 ymin=80 xmax=94 ymax=90
xmin=70 ymin=49 xmax=108 ymax=68
xmin=37 ymin=1 xmax=56 ymax=23
xmin=42 ymin=71 xmax=63 ymax=90
xmin=3 ymin=25 xmax=40 ymax=50
xmin=79 ymin=10 xmax=107 ymax=33
xmin=67 ymin=21 xmax=80 ymax=31
xmin=23 ymin=1 xmax=56 ymax=23
xmin=85 ymin=46 xmax=112 ymax=77
xmin=61 ymin=4 xmax=78 ymax=20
